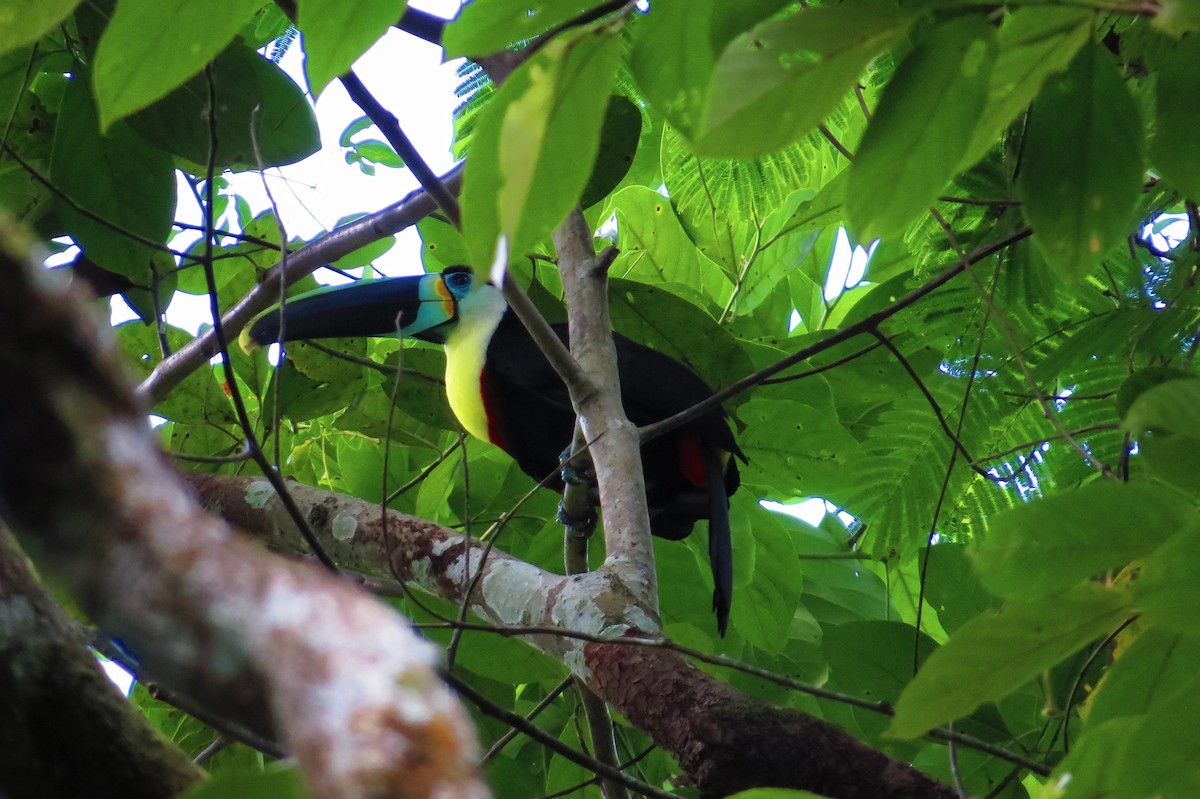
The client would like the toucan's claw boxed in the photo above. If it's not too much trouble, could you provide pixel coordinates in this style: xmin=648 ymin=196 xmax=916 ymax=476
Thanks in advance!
xmin=556 ymin=501 xmax=597 ymax=538
xmin=559 ymin=445 xmax=595 ymax=487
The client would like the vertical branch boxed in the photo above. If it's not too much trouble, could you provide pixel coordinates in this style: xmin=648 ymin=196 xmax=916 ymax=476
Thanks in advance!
xmin=552 ymin=209 xmax=658 ymax=613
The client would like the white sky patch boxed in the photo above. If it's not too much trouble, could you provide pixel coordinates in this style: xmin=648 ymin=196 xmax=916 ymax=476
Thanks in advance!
xmin=1142 ymin=213 xmax=1189 ymax=253
xmin=823 ymin=228 xmax=874 ymax=301
xmin=761 ymin=497 xmax=827 ymax=527
xmin=100 ymin=657 xmax=135 ymax=695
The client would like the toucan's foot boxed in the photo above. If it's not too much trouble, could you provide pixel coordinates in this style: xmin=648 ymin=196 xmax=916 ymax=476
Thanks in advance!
xmin=559 ymin=445 xmax=595 ymax=487
xmin=556 ymin=501 xmax=597 ymax=538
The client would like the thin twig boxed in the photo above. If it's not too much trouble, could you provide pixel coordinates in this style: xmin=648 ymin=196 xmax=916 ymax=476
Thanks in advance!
xmin=340 ymin=70 xmax=461 ymax=228
xmin=639 ymin=227 xmax=1034 ymax=446
xmin=199 ymin=65 xmax=336 ymax=571
xmin=444 ymin=670 xmax=677 ymax=799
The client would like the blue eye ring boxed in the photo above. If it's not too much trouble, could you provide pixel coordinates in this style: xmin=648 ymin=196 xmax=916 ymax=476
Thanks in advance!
xmin=442 ymin=267 xmax=473 ymax=291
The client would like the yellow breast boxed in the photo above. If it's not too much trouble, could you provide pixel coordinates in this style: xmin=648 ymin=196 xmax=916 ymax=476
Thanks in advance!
xmin=442 ymin=286 xmax=508 ymax=444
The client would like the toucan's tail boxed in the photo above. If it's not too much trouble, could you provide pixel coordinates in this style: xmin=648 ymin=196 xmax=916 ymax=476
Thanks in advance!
xmin=704 ymin=446 xmax=733 ymax=637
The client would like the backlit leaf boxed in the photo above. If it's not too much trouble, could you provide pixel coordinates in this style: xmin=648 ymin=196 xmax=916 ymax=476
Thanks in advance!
xmin=93 ymin=0 xmax=263 ymax=128
xmin=888 ymin=582 xmax=1132 ymax=738
xmin=299 ymin=0 xmax=407 ymax=96
xmin=1017 ymin=41 xmax=1143 ymax=281
xmin=847 ymin=15 xmax=997 ymax=239
xmin=972 ymin=482 xmax=1193 ymax=599
xmin=461 ymin=26 xmax=620 ymax=266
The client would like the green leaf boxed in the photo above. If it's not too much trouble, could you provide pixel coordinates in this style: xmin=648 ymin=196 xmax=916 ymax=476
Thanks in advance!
xmin=299 ymin=0 xmax=407 ymax=96
xmin=609 ymin=185 xmax=733 ymax=307
xmin=629 ymin=0 xmax=796 ymax=141
xmin=1123 ymin=374 xmax=1200 ymax=437
xmin=93 ymin=0 xmax=264 ymax=128
xmin=1152 ymin=37 xmax=1200 ymax=198
xmin=265 ymin=356 xmax=367 ymax=423
xmin=607 ymin=278 xmax=754 ymax=397
xmin=727 ymin=500 xmax=803 ymax=649
xmin=116 ymin=323 xmax=234 ymax=426
xmin=443 ymin=0 xmax=611 ymax=59
xmin=1115 ymin=366 xmax=1195 ymax=419
xmin=1131 ymin=520 xmax=1200 ymax=632
xmin=919 ymin=544 xmax=1000 ymax=634
xmin=460 ymin=26 xmax=620 ymax=266
xmin=50 ymin=77 xmax=175 ymax=284
xmin=1016 ymin=41 xmax=1144 ymax=281
xmin=579 ymin=95 xmax=641 ymax=208
xmin=887 ymin=582 xmax=1133 ymax=738
xmin=1139 ymin=435 xmax=1200 ymax=498
xmin=1087 ymin=627 xmax=1200 ymax=725
xmin=824 ymin=620 xmax=937 ymax=702
xmin=128 ymin=43 xmax=319 ymax=171
xmin=1050 ymin=682 xmax=1200 ymax=799
xmin=736 ymin=397 xmax=860 ymax=500
xmin=0 ymin=0 xmax=82 ymax=59
xmin=959 ymin=6 xmax=1091 ymax=169
xmin=695 ymin=2 xmax=908 ymax=158
xmin=847 ymin=15 xmax=997 ymax=239
xmin=971 ymin=482 xmax=1193 ymax=599
xmin=1153 ymin=0 xmax=1200 ymax=36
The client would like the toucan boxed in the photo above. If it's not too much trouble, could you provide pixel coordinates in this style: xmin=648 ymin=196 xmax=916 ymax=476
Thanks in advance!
xmin=245 ymin=267 xmax=744 ymax=635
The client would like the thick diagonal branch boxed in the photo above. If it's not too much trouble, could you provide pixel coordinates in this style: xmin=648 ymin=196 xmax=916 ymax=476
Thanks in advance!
xmin=137 ymin=165 xmax=462 ymax=404
xmin=0 ymin=219 xmax=485 ymax=799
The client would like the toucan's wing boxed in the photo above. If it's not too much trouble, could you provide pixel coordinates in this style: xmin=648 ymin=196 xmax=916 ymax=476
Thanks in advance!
xmin=612 ymin=332 xmax=743 ymax=460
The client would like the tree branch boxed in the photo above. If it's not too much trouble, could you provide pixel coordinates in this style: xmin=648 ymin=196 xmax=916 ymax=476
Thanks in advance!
xmin=136 ymin=164 xmax=463 ymax=405
xmin=0 ymin=220 xmax=485 ymax=799
xmin=0 ymin=522 xmax=204 ymax=799
xmin=554 ymin=209 xmax=658 ymax=608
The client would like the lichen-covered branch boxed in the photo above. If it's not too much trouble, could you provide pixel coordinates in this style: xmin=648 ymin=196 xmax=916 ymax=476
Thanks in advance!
xmin=0 ymin=217 xmax=485 ymax=799
xmin=0 ymin=522 xmax=203 ymax=799
xmin=189 ymin=472 xmax=958 ymax=799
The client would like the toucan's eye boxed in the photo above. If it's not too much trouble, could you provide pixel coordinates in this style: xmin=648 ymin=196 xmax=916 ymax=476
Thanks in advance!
xmin=445 ymin=270 xmax=472 ymax=291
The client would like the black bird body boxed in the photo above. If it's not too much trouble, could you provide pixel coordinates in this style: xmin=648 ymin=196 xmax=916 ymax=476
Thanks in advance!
xmin=246 ymin=267 xmax=743 ymax=634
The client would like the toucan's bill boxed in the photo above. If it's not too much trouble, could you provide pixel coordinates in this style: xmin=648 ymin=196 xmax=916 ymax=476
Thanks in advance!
xmin=240 ymin=271 xmax=462 ymax=352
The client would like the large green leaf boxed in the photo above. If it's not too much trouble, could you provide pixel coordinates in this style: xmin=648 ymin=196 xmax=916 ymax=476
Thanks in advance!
xmin=823 ymin=620 xmax=937 ymax=703
xmin=299 ymin=0 xmax=407 ymax=96
xmin=1122 ymin=375 xmax=1200 ymax=436
xmin=695 ymin=3 xmax=907 ymax=157
xmin=128 ymin=44 xmax=319 ymax=171
xmin=607 ymin=278 xmax=753 ymax=396
xmin=1016 ymin=41 xmax=1144 ymax=281
xmin=50 ymin=77 xmax=175 ymax=284
xmin=888 ymin=582 xmax=1132 ymax=738
xmin=629 ymin=0 xmax=788 ymax=140
xmin=1131 ymin=520 xmax=1200 ymax=633
xmin=728 ymin=498 xmax=802 ymax=650
xmin=1086 ymin=628 xmax=1200 ymax=726
xmin=1048 ymin=681 xmax=1200 ymax=799
xmin=609 ymin=185 xmax=733 ymax=308
xmin=959 ymin=6 xmax=1091 ymax=169
xmin=92 ymin=0 xmax=264 ymax=128
xmin=443 ymin=0 xmax=612 ymax=59
xmin=847 ymin=15 xmax=997 ymax=239
xmin=971 ymin=482 xmax=1193 ymax=599
xmin=736 ymin=397 xmax=860 ymax=500
xmin=0 ymin=0 xmax=82 ymax=59
xmin=460 ymin=25 xmax=620 ymax=266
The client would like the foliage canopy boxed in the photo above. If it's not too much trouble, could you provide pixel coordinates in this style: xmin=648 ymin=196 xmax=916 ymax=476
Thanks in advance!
xmin=5 ymin=0 xmax=1200 ymax=798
